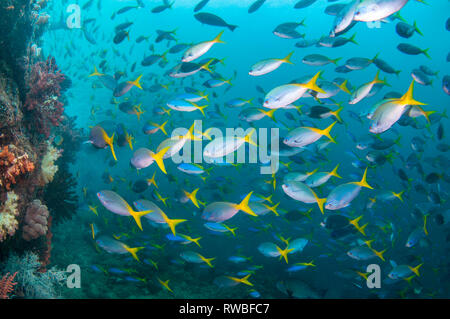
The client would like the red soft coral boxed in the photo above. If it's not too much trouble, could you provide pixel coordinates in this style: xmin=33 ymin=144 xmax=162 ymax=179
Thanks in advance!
xmin=0 ymin=145 xmax=35 ymax=190
xmin=24 ymin=57 xmax=65 ymax=137
xmin=0 ymin=272 xmax=18 ymax=299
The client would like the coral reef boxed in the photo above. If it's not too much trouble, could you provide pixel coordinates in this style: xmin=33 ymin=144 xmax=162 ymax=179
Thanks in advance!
xmin=1 ymin=251 xmax=67 ymax=298
xmin=0 ymin=144 xmax=35 ymax=190
xmin=24 ymin=57 xmax=65 ymax=138
xmin=43 ymin=115 xmax=82 ymax=224
xmin=0 ymin=1 xmax=79 ymax=279
xmin=38 ymin=141 xmax=61 ymax=185
xmin=0 ymin=272 xmax=18 ymax=299
xmin=0 ymin=191 xmax=19 ymax=242
xmin=22 ymin=199 xmax=49 ymax=241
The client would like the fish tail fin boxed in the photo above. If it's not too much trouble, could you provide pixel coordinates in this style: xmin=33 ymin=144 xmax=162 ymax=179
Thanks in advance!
xmin=223 ymin=224 xmax=237 ymax=236
xmin=337 ymin=79 xmax=351 ymax=94
xmin=413 ymin=21 xmax=423 ymax=36
xmin=349 ymin=33 xmax=358 ymax=44
xmin=161 ymin=212 xmax=187 ymax=236
xmin=129 ymin=210 xmax=152 ymax=231
xmin=201 ymin=59 xmax=214 ymax=73
xmin=103 ymin=130 xmax=117 ymax=161
xmin=319 ymin=121 xmax=337 ymax=143
xmin=128 ymin=74 xmax=143 ymax=89
xmin=331 ymin=106 xmax=343 ymax=123
xmin=190 ymin=101 xmax=208 ymax=117
xmin=243 ymin=129 xmax=258 ymax=146
xmin=422 ymin=109 xmax=435 ymax=123
xmin=276 ymin=246 xmax=294 ymax=264
xmin=372 ymin=248 xmax=386 ymax=262
xmin=122 ymin=244 xmax=144 ymax=262
xmin=373 ymin=70 xmax=384 ymax=84
xmin=213 ymin=30 xmax=225 ymax=43
xmin=241 ymin=274 xmax=253 ymax=286
xmin=89 ymin=66 xmax=104 ymax=77
xmin=422 ymin=48 xmax=431 ymax=59
xmin=357 ymin=223 xmax=368 ymax=236
xmin=354 ymin=167 xmax=373 ymax=189
xmin=398 ymin=80 xmax=426 ymax=106
xmin=303 ymin=71 xmax=326 ymax=94
xmin=152 ymin=146 xmax=171 ymax=174
xmin=191 ymin=237 xmax=202 ymax=248
xmin=184 ymin=188 xmax=200 ymax=208
xmin=409 ymin=263 xmax=423 ymax=277
xmin=332 ymin=57 xmax=342 ymax=65
xmin=147 ymin=171 xmax=159 ymax=189
xmin=235 ymin=191 xmax=257 ymax=216
xmin=201 ymin=256 xmax=215 ymax=268
xmin=258 ymin=109 xmax=277 ymax=122
xmin=159 ymin=121 xmax=168 ymax=135
xmin=282 ymin=51 xmax=294 ymax=65
xmin=263 ymin=202 xmax=280 ymax=216
xmin=262 ymin=194 xmax=273 ymax=204
xmin=394 ymin=136 xmax=401 ymax=146
xmin=393 ymin=190 xmax=404 ymax=202
xmin=329 ymin=164 xmax=342 ymax=178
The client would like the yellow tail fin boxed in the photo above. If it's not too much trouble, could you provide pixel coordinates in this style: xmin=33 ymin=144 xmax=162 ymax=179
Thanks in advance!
xmin=281 ymin=51 xmax=294 ymax=64
xmin=357 ymin=223 xmax=368 ymax=236
xmin=242 ymin=129 xmax=258 ymax=146
xmin=227 ymin=274 xmax=253 ymax=286
xmin=127 ymin=74 xmax=143 ymax=90
xmin=122 ymin=244 xmax=144 ymax=262
xmin=263 ymin=202 xmax=280 ymax=216
xmin=353 ymin=167 xmax=373 ymax=189
xmin=277 ymin=246 xmax=294 ymax=264
xmin=184 ymin=188 xmax=200 ymax=208
xmin=308 ymin=121 xmax=337 ymax=143
xmin=129 ymin=210 xmax=152 ymax=231
xmin=213 ymin=30 xmax=225 ymax=44
xmin=191 ymin=102 xmax=208 ymax=117
xmin=160 ymin=212 xmax=187 ymax=236
xmin=371 ymin=248 xmax=386 ymax=262
xmin=152 ymin=146 xmax=171 ymax=174
xmin=200 ymin=255 xmax=215 ymax=268
xmin=201 ymin=59 xmax=215 ymax=73
xmin=223 ymin=224 xmax=237 ymax=236
xmin=258 ymin=108 xmax=277 ymax=122
xmin=409 ymin=263 xmax=423 ymax=277
xmin=331 ymin=106 xmax=343 ymax=123
xmin=301 ymin=71 xmax=326 ymax=94
xmin=89 ymin=66 xmax=104 ymax=77
xmin=157 ymin=278 xmax=173 ymax=293
xmin=397 ymin=80 xmax=426 ymax=106
xmin=152 ymin=121 xmax=168 ymax=135
xmin=392 ymin=190 xmax=404 ymax=202
xmin=235 ymin=191 xmax=257 ymax=216
xmin=147 ymin=171 xmax=159 ymax=189
xmin=101 ymin=129 xmax=117 ymax=161
xmin=329 ymin=164 xmax=342 ymax=178
xmin=337 ymin=80 xmax=351 ymax=94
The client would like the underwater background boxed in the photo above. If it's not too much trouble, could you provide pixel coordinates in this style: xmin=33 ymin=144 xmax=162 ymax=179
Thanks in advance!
xmin=0 ymin=0 xmax=449 ymax=299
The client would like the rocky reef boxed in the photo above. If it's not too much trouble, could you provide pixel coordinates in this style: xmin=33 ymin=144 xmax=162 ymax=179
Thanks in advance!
xmin=0 ymin=0 xmax=81 ymax=298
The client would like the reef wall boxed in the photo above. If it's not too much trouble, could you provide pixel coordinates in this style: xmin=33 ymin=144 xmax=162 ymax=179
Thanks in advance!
xmin=0 ymin=0 xmax=81 ymax=294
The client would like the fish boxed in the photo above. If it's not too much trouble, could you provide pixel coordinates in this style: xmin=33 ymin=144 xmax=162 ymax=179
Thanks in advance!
xmin=194 ymin=13 xmax=238 ymax=31
xmin=96 ymin=191 xmax=152 ymax=230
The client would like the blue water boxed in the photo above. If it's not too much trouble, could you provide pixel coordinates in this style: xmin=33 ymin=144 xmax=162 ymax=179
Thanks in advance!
xmin=33 ymin=0 xmax=450 ymax=298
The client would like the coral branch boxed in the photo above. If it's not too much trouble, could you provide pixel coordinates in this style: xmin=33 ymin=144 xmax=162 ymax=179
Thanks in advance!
xmin=24 ymin=57 xmax=65 ymax=137
xmin=0 ymin=144 xmax=35 ymax=190
xmin=0 ymin=272 xmax=18 ymax=299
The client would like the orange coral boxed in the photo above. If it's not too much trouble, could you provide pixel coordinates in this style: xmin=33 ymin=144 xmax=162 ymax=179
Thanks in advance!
xmin=0 ymin=145 xmax=35 ymax=190
xmin=0 ymin=272 xmax=18 ymax=299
